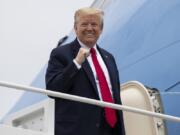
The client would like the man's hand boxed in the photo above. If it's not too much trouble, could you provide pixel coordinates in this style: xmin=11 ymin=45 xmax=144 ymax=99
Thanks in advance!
xmin=75 ymin=48 xmax=90 ymax=65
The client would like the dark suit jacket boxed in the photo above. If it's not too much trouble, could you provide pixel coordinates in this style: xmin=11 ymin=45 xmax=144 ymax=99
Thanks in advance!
xmin=45 ymin=39 xmax=125 ymax=135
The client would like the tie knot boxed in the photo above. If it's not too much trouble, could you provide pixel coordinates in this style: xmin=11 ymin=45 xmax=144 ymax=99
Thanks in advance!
xmin=90 ymin=48 xmax=96 ymax=55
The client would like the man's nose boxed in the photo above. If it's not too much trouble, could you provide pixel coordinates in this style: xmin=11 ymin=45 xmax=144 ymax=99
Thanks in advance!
xmin=86 ymin=24 xmax=93 ymax=30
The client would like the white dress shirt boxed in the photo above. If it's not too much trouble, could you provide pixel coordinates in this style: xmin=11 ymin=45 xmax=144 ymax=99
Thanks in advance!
xmin=73 ymin=39 xmax=113 ymax=100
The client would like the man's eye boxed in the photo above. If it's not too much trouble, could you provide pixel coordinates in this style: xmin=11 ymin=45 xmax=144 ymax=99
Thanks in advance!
xmin=81 ymin=23 xmax=88 ymax=27
xmin=91 ymin=23 xmax=97 ymax=26
xmin=80 ymin=23 xmax=98 ymax=27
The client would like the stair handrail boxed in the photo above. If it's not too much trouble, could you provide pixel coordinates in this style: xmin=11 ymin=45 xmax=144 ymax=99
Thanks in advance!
xmin=0 ymin=81 xmax=180 ymax=123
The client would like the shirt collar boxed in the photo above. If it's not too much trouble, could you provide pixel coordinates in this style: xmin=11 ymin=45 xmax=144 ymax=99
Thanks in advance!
xmin=77 ymin=38 xmax=98 ymax=51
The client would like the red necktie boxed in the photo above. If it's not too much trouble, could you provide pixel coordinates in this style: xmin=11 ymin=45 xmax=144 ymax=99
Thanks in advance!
xmin=90 ymin=48 xmax=117 ymax=128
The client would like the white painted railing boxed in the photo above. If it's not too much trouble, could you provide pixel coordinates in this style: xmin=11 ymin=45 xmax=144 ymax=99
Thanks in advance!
xmin=0 ymin=81 xmax=180 ymax=123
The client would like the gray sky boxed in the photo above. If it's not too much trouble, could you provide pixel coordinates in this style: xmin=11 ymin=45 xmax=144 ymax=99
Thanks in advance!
xmin=0 ymin=0 xmax=93 ymax=120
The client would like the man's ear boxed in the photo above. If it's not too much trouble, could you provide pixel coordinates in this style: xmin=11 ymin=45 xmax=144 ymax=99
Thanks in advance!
xmin=74 ymin=23 xmax=77 ymax=30
xmin=100 ymin=27 xmax=103 ymax=34
xmin=101 ymin=22 xmax=104 ymax=30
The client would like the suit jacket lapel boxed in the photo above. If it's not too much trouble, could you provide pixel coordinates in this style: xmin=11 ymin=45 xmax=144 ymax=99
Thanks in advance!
xmin=71 ymin=39 xmax=99 ymax=98
xmin=82 ymin=60 xmax=99 ymax=97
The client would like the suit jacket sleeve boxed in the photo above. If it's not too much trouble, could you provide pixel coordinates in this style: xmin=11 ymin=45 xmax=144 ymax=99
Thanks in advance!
xmin=45 ymin=47 xmax=78 ymax=93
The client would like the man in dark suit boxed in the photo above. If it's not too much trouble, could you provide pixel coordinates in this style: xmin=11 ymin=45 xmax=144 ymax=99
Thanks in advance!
xmin=46 ymin=7 xmax=125 ymax=135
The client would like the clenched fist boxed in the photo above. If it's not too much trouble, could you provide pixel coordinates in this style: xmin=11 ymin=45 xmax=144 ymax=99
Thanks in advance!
xmin=75 ymin=47 xmax=90 ymax=65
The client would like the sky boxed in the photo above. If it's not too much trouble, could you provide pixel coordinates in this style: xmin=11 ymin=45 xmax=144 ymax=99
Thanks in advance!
xmin=0 ymin=0 xmax=94 ymax=120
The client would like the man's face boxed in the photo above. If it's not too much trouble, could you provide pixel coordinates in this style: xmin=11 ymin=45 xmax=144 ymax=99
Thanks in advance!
xmin=74 ymin=15 xmax=103 ymax=48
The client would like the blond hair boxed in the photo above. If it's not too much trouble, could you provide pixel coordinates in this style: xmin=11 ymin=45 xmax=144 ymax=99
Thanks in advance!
xmin=74 ymin=7 xmax=104 ymax=27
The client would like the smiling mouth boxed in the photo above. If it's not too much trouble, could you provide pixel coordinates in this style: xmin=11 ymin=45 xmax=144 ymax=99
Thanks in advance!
xmin=85 ymin=34 xmax=94 ymax=37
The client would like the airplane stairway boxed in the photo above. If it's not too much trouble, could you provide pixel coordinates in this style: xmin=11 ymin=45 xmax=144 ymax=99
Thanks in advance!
xmin=121 ymin=81 xmax=167 ymax=135
xmin=0 ymin=81 xmax=167 ymax=135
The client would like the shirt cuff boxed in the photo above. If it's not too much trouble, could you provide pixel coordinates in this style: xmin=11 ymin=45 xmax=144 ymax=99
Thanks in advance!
xmin=73 ymin=59 xmax=81 ymax=69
